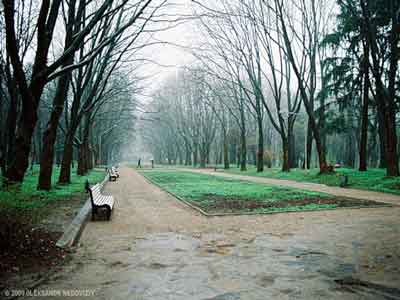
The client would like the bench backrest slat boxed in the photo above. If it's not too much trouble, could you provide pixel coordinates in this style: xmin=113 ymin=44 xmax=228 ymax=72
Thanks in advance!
xmin=86 ymin=183 xmax=101 ymax=207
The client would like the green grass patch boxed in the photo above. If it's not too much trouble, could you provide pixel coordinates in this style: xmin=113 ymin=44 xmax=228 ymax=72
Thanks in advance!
xmin=223 ymin=166 xmax=400 ymax=195
xmin=0 ymin=165 xmax=105 ymax=212
xmin=139 ymin=169 xmax=386 ymax=214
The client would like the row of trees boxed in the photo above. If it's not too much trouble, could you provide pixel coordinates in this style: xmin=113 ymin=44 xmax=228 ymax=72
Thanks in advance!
xmin=144 ymin=0 xmax=400 ymax=176
xmin=0 ymin=0 xmax=166 ymax=189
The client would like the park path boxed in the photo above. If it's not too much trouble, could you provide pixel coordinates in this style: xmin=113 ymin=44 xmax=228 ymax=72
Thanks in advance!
xmin=178 ymin=168 xmax=400 ymax=205
xmin=31 ymin=167 xmax=400 ymax=300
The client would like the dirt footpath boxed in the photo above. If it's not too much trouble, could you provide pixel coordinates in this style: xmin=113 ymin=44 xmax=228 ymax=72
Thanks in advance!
xmin=23 ymin=167 xmax=400 ymax=300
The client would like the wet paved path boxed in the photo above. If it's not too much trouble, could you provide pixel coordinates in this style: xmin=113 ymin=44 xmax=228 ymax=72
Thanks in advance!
xmin=180 ymin=168 xmax=400 ymax=205
xmin=34 ymin=168 xmax=400 ymax=300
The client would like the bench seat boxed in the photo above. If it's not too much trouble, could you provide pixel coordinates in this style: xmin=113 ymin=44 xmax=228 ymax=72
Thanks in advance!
xmin=108 ymin=168 xmax=118 ymax=181
xmin=112 ymin=166 xmax=120 ymax=178
xmin=85 ymin=182 xmax=115 ymax=221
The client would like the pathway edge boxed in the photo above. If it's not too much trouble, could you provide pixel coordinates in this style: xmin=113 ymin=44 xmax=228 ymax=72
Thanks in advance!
xmin=56 ymin=175 xmax=108 ymax=248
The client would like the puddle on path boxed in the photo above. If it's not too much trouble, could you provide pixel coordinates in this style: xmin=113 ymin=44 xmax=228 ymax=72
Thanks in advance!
xmin=107 ymin=231 xmax=391 ymax=300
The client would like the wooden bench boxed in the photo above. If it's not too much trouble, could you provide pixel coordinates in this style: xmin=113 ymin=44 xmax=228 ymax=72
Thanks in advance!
xmin=85 ymin=181 xmax=114 ymax=221
xmin=107 ymin=167 xmax=118 ymax=181
xmin=112 ymin=166 xmax=120 ymax=178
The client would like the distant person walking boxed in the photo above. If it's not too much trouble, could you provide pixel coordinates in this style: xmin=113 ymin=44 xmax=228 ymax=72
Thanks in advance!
xmin=137 ymin=158 xmax=141 ymax=168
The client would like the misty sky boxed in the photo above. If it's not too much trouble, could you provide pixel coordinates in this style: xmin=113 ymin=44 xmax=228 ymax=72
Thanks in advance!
xmin=141 ymin=0 xmax=197 ymax=96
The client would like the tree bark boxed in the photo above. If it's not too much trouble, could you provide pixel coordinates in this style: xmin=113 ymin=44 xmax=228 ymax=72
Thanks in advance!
xmin=240 ymin=126 xmax=247 ymax=171
xmin=359 ymin=45 xmax=369 ymax=171
xmin=306 ymin=120 xmax=313 ymax=169
xmin=200 ymin=154 xmax=206 ymax=168
xmin=77 ymin=142 xmax=86 ymax=176
xmin=193 ymin=144 xmax=198 ymax=167
xmin=288 ymin=130 xmax=296 ymax=168
xmin=4 ymin=66 xmax=18 ymax=172
xmin=77 ymin=115 xmax=91 ymax=175
xmin=383 ymin=110 xmax=399 ymax=176
xmin=58 ymin=134 xmax=74 ymax=184
xmin=377 ymin=109 xmax=387 ymax=168
xmin=185 ymin=144 xmax=192 ymax=165
xmin=5 ymin=100 xmax=39 ymax=182
xmin=282 ymin=137 xmax=290 ymax=172
xmin=223 ymin=139 xmax=229 ymax=169
xmin=256 ymin=116 xmax=264 ymax=172
xmin=38 ymin=75 xmax=71 ymax=189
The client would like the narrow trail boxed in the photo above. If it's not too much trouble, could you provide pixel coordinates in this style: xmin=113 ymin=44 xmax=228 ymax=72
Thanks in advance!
xmin=31 ymin=167 xmax=400 ymax=300
xmin=179 ymin=168 xmax=400 ymax=205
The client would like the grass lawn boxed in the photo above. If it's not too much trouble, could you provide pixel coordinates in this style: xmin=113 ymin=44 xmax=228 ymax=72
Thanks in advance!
xmin=140 ymin=169 xmax=387 ymax=214
xmin=0 ymin=165 xmax=105 ymax=214
xmin=222 ymin=166 xmax=400 ymax=195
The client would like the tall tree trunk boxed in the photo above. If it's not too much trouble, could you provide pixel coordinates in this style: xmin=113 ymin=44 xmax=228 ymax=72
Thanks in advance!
xmin=223 ymin=132 xmax=229 ymax=169
xmin=345 ymin=131 xmax=356 ymax=167
xmin=58 ymin=134 xmax=74 ymax=184
xmin=288 ymin=129 xmax=296 ymax=168
xmin=88 ymin=146 xmax=94 ymax=170
xmin=193 ymin=144 xmax=198 ymax=167
xmin=185 ymin=144 xmax=192 ymax=165
xmin=239 ymin=95 xmax=247 ymax=171
xmin=236 ymin=145 xmax=241 ymax=168
xmin=4 ymin=66 xmax=19 ymax=172
xmin=383 ymin=6 xmax=400 ymax=176
xmin=282 ymin=136 xmax=290 ymax=172
xmin=257 ymin=117 xmax=264 ymax=172
xmin=200 ymin=152 xmax=206 ymax=168
xmin=359 ymin=47 xmax=369 ymax=171
xmin=4 ymin=73 xmax=43 ymax=183
xmin=77 ymin=142 xmax=86 ymax=176
xmin=178 ymin=151 xmax=183 ymax=165
xmin=306 ymin=121 xmax=313 ymax=169
xmin=77 ymin=116 xmax=90 ymax=176
xmin=5 ymin=87 xmax=18 ymax=170
xmin=38 ymin=74 xmax=70 ymax=190
xmin=240 ymin=127 xmax=247 ymax=171
xmin=384 ymin=110 xmax=399 ymax=176
xmin=5 ymin=103 xmax=38 ymax=182
xmin=377 ymin=109 xmax=387 ymax=168
xmin=229 ymin=143 xmax=236 ymax=165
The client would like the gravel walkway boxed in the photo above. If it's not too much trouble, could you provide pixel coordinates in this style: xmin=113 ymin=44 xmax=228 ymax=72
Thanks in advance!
xmin=28 ymin=167 xmax=400 ymax=300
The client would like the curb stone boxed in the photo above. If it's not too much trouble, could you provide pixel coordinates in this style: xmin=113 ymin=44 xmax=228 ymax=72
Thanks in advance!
xmin=56 ymin=175 xmax=108 ymax=248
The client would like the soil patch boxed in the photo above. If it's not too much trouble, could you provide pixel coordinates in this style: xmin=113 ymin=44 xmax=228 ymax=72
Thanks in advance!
xmin=190 ymin=194 xmax=389 ymax=214
xmin=0 ymin=215 xmax=66 ymax=276
xmin=0 ymin=195 xmax=85 ymax=290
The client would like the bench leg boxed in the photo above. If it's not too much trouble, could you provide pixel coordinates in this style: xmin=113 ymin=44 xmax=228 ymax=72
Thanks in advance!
xmin=106 ymin=208 xmax=111 ymax=221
